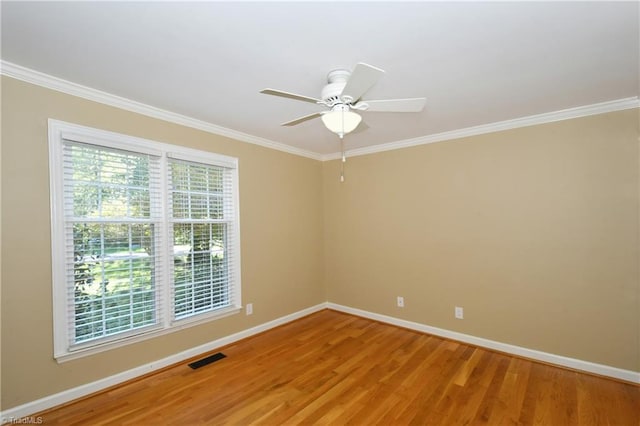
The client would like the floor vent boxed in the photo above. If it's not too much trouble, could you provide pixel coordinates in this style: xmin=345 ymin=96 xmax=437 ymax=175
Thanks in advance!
xmin=188 ymin=352 xmax=227 ymax=369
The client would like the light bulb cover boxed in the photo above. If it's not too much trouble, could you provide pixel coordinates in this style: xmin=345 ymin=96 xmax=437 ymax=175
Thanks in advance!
xmin=321 ymin=106 xmax=362 ymax=136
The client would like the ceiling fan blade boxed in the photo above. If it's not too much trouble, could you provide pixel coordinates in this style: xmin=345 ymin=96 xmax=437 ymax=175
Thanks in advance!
xmin=357 ymin=97 xmax=426 ymax=112
xmin=281 ymin=111 xmax=324 ymax=126
xmin=260 ymin=88 xmax=321 ymax=104
xmin=340 ymin=63 xmax=385 ymax=103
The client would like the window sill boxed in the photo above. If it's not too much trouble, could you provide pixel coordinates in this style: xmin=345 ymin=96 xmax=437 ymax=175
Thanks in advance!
xmin=55 ymin=306 xmax=242 ymax=363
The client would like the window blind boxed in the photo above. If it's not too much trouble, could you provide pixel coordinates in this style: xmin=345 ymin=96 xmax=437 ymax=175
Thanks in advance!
xmin=62 ymin=141 xmax=163 ymax=346
xmin=168 ymin=158 xmax=239 ymax=321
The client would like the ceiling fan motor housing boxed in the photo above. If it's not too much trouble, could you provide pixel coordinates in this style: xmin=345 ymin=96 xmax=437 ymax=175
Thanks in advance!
xmin=321 ymin=69 xmax=351 ymax=105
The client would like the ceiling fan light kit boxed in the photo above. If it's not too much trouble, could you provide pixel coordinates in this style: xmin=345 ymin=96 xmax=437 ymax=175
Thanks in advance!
xmin=321 ymin=105 xmax=362 ymax=138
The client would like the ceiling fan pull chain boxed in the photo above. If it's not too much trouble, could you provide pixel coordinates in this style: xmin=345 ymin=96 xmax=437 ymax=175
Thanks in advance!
xmin=340 ymin=138 xmax=346 ymax=182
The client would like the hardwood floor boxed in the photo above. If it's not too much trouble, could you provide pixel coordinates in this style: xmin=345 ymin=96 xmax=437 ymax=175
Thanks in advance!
xmin=37 ymin=309 xmax=639 ymax=425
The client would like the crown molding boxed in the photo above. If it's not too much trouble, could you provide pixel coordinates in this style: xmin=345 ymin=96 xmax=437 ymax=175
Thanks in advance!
xmin=321 ymin=96 xmax=640 ymax=161
xmin=3 ymin=60 xmax=637 ymax=163
xmin=0 ymin=60 xmax=323 ymax=161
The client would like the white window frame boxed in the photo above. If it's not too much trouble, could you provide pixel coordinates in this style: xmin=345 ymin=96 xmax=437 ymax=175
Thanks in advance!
xmin=49 ymin=119 xmax=241 ymax=362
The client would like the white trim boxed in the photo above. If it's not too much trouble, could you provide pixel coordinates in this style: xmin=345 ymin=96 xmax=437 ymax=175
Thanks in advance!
xmin=48 ymin=121 xmax=68 ymax=361
xmin=51 ymin=119 xmax=240 ymax=168
xmin=59 ymin=308 xmax=243 ymax=363
xmin=321 ymin=97 xmax=640 ymax=161
xmin=327 ymin=303 xmax=640 ymax=384
xmin=4 ymin=61 xmax=638 ymax=163
xmin=0 ymin=303 xmax=328 ymax=420
xmin=1 ymin=61 xmax=322 ymax=161
xmin=167 ymin=151 xmax=237 ymax=169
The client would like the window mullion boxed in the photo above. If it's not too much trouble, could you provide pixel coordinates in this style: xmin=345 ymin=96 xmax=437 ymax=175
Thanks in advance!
xmin=158 ymin=153 xmax=172 ymax=330
xmin=209 ymin=223 xmax=214 ymax=308
xmin=188 ymin=167 xmax=194 ymax=316
xmin=100 ymin=223 xmax=107 ymax=339
xmin=190 ymin=223 xmax=195 ymax=314
xmin=128 ymin=224 xmax=133 ymax=330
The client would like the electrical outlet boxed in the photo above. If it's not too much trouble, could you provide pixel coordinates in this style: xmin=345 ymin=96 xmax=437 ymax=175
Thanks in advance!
xmin=246 ymin=303 xmax=253 ymax=315
xmin=455 ymin=306 xmax=464 ymax=319
xmin=397 ymin=296 xmax=404 ymax=308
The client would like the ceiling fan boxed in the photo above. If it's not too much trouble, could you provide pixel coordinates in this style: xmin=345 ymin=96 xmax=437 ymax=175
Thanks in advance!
xmin=260 ymin=63 xmax=426 ymax=139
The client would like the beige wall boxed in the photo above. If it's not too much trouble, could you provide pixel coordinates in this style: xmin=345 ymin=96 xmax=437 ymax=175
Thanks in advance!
xmin=0 ymin=77 xmax=325 ymax=409
xmin=1 ymin=74 xmax=639 ymax=411
xmin=323 ymin=108 xmax=639 ymax=372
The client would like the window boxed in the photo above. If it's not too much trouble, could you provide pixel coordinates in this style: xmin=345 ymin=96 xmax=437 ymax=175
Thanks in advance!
xmin=49 ymin=120 xmax=241 ymax=361
xmin=169 ymin=159 xmax=235 ymax=319
xmin=67 ymin=143 xmax=161 ymax=344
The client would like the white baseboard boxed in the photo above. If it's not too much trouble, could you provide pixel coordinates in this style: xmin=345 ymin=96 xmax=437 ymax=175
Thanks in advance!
xmin=0 ymin=303 xmax=328 ymax=421
xmin=3 ymin=301 xmax=638 ymax=421
xmin=327 ymin=302 xmax=640 ymax=384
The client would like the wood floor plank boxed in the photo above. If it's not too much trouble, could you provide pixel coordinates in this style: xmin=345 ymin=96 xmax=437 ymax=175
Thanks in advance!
xmin=470 ymin=355 xmax=510 ymax=423
xmin=32 ymin=309 xmax=639 ymax=425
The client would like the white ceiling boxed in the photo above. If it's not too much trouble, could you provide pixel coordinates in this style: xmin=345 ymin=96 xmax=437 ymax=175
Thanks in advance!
xmin=2 ymin=1 xmax=638 ymax=157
